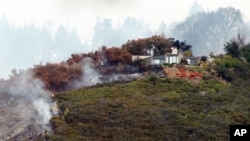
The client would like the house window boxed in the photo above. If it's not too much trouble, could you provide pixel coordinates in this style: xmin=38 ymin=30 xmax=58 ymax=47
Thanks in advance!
xmin=168 ymin=56 xmax=178 ymax=64
xmin=170 ymin=57 xmax=173 ymax=63
xmin=154 ymin=59 xmax=160 ymax=64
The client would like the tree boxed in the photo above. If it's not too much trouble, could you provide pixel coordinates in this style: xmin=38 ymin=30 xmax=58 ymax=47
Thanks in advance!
xmin=200 ymin=56 xmax=208 ymax=62
xmin=183 ymin=51 xmax=193 ymax=57
xmin=224 ymin=41 xmax=240 ymax=58
xmin=122 ymin=35 xmax=175 ymax=56
xmin=173 ymin=7 xmax=243 ymax=56
xmin=103 ymin=47 xmax=132 ymax=66
xmin=33 ymin=63 xmax=82 ymax=91
xmin=171 ymin=39 xmax=192 ymax=51
xmin=147 ymin=35 xmax=172 ymax=56
xmin=92 ymin=18 xmax=113 ymax=47
xmin=92 ymin=17 xmax=152 ymax=48
xmin=122 ymin=38 xmax=148 ymax=55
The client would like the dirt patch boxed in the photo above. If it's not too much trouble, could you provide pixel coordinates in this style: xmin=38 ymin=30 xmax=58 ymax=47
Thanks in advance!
xmin=163 ymin=67 xmax=177 ymax=77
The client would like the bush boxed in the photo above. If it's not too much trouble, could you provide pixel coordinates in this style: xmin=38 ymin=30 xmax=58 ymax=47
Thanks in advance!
xmin=148 ymin=74 xmax=157 ymax=85
xmin=202 ymin=74 xmax=213 ymax=81
xmin=200 ymin=56 xmax=208 ymax=62
xmin=180 ymin=59 xmax=188 ymax=65
xmin=163 ymin=63 xmax=176 ymax=67
xmin=224 ymin=60 xmax=232 ymax=68
xmin=224 ymin=41 xmax=240 ymax=58
xmin=216 ymin=65 xmax=234 ymax=81
xmin=163 ymin=78 xmax=172 ymax=83
xmin=241 ymin=46 xmax=250 ymax=62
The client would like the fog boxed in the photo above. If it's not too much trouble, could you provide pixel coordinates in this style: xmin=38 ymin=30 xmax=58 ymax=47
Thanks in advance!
xmin=0 ymin=15 xmax=153 ymax=79
xmin=1 ymin=3 xmax=250 ymax=78
xmin=172 ymin=6 xmax=245 ymax=56
xmin=0 ymin=16 xmax=85 ymax=79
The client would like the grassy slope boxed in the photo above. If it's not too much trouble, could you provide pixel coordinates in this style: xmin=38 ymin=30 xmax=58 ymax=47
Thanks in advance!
xmin=48 ymin=77 xmax=250 ymax=141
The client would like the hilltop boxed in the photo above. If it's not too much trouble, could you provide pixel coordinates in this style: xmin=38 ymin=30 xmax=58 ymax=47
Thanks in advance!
xmin=45 ymin=37 xmax=250 ymax=140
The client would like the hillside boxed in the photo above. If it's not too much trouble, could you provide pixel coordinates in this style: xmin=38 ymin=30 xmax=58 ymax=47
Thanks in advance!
xmin=44 ymin=76 xmax=250 ymax=141
xmin=2 ymin=36 xmax=250 ymax=140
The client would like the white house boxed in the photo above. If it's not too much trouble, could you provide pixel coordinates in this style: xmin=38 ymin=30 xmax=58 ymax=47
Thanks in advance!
xmin=150 ymin=46 xmax=183 ymax=65
xmin=131 ymin=46 xmax=199 ymax=66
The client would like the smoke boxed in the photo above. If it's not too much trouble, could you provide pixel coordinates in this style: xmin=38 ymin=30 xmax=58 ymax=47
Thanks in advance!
xmin=92 ymin=17 xmax=152 ymax=48
xmin=171 ymin=6 xmax=244 ymax=56
xmin=73 ymin=57 xmax=102 ymax=87
xmin=0 ymin=17 xmax=86 ymax=79
xmin=0 ymin=70 xmax=56 ymax=140
xmin=70 ymin=57 xmax=144 ymax=89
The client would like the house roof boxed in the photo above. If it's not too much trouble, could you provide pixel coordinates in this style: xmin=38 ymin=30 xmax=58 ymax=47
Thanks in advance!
xmin=165 ymin=53 xmax=179 ymax=56
xmin=132 ymin=55 xmax=151 ymax=57
xmin=153 ymin=55 xmax=165 ymax=60
xmin=132 ymin=55 xmax=151 ymax=61
xmin=183 ymin=56 xmax=199 ymax=60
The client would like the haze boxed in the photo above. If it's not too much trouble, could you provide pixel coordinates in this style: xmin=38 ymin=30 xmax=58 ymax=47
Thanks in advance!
xmin=0 ymin=0 xmax=249 ymax=78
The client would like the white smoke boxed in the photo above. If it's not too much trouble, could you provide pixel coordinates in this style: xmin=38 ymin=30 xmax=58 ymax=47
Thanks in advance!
xmin=33 ymin=99 xmax=53 ymax=125
xmin=70 ymin=57 xmax=144 ymax=89
xmin=0 ymin=70 xmax=56 ymax=140
xmin=72 ymin=57 xmax=102 ymax=88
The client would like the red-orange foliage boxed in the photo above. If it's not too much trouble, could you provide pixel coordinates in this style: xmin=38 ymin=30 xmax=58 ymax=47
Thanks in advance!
xmin=103 ymin=47 xmax=132 ymax=66
xmin=122 ymin=35 xmax=172 ymax=56
xmin=67 ymin=54 xmax=84 ymax=65
xmin=66 ymin=46 xmax=131 ymax=67
xmin=33 ymin=63 xmax=82 ymax=91
xmin=122 ymin=38 xmax=148 ymax=55
xmin=66 ymin=50 xmax=103 ymax=67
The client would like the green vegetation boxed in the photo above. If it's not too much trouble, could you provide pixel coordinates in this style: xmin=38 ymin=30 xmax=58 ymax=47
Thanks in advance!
xmin=148 ymin=74 xmax=157 ymax=85
xmin=41 ymin=38 xmax=250 ymax=141
xmin=46 ymin=75 xmax=250 ymax=141
xmin=240 ymin=43 xmax=250 ymax=63
xmin=224 ymin=41 xmax=240 ymax=58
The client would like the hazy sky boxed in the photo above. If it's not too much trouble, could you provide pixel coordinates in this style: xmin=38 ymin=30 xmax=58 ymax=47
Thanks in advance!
xmin=0 ymin=0 xmax=249 ymax=79
xmin=0 ymin=0 xmax=249 ymax=42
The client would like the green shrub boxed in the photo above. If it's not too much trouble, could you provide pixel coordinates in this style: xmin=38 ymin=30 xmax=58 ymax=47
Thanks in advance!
xmin=202 ymin=74 xmax=212 ymax=80
xmin=148 ymin=74 xmax=157 ymax=85
xmin=215 ymin=65 xmax=234 ymax=81
xmin=224 ymin=60 xmax=232 ymax=68
xmin=163 ymin=78 xmax=172 ymax=83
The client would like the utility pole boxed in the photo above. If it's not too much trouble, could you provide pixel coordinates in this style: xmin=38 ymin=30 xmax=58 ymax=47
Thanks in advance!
xmin=237 ymin=26 xmax=245 ymax=46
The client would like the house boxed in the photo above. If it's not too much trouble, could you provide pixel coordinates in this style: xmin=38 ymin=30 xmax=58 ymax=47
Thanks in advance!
xmin=147 ymin=46 xmax=183 ymax=65
xmin=165 ymin=53 xmax=183 ymax=64
xmin=131 ymin=46 xmax=199 ymax=66
xmin=148 ymin=55 xmax=165 ymax=65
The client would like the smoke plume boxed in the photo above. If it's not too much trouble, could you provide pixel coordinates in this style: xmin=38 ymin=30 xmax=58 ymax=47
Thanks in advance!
xmin=0 ymin=70 xmax=56 ymax=140
xmin=70 ymin=57 xmax=144 ymax=89
xmin=71 ymin=57 xmax=102 ymax=88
